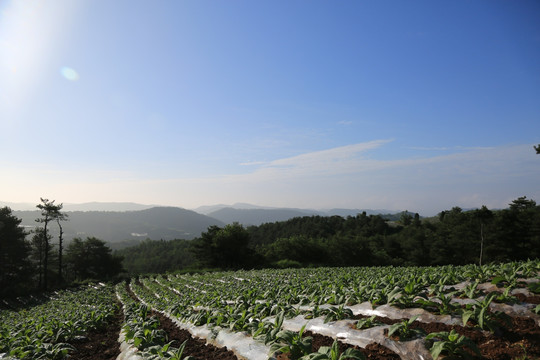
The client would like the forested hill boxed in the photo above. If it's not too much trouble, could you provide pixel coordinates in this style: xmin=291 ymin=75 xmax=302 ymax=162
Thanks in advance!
xmin=117 ymin=197 xmax=540 ymax=275
xmin=13 ymin=207 xmax=225 ymax=245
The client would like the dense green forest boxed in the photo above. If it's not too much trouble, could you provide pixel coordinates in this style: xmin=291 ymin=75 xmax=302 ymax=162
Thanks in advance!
xmin=117 ymin=196 xmax=540 ymax=275
xmin=2 ymin=196 xmax=539 ymax=295
xmin=0 ymin=199 xmax=124 ymax=298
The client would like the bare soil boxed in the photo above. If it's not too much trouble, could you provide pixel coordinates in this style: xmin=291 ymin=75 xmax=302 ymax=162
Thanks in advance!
xmin=354 ymin=313 xmax=540 ymax=360
xmin=67 ymin=304 xmax=123 ymax=360
xmin=130 ymin=281 xmax=239 ymax=360
xmin=515 ymin=292 xmax=540 ymax=304
xmin=154 ymin=311 xmax=239 ymax=360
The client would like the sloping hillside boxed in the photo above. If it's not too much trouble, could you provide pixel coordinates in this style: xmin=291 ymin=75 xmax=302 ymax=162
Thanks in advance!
xmin=13 ymin=207 xmax=224 ymax=245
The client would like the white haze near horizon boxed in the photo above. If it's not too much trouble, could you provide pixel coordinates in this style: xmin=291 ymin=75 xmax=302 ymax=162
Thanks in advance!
xmin=2 ymin=141 xmax=539 ymax=216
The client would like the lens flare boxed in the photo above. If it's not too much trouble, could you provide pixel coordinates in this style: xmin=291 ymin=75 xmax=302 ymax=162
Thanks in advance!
xmin=60 ymin=66 xmax=79 ymax=81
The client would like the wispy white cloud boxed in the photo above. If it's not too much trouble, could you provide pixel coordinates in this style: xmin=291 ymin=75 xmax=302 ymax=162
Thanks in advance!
xmin=253 ymin=139 xmax=393 ymax=177
xmin=2 ymin=141 xmax=539 ymax=215
xmin=408 ymin=145 xmax=495 ymax=151
xmin=239 ymin=161 xmax=266 ymax=166
xmin=408 ymin=146 xmax=452 ymax=151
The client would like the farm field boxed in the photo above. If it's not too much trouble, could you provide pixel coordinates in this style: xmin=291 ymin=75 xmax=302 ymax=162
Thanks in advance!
xmin=1 ymin=260 xmax=540 ymax=360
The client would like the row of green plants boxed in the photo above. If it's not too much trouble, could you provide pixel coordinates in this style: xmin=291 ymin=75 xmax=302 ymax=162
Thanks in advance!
xmin=129 ymin=260 xmax=539 ymax=359
xmin=133 ymin=279 xmax=469 ymax=360
xmin=2 ymin=260 xmax=536 ymax=359
xmin=130 ymin=279 xmax=368 ymax=360
xmin=157 ymin=260 xmax=539 ymax=313
xmin=0 ymin=284 xmax=118 ymax=359
xmin=115 ymin=283 xmax=193 ymax=360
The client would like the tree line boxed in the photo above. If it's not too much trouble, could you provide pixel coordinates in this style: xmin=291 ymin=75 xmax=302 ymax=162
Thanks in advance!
xmin=2 ymin=196 xmax=539 ymax=292
xmin=0 ymin=198 xmax=123 ymax=298
xmin=117 ymin=196 xmax=540 ymax=275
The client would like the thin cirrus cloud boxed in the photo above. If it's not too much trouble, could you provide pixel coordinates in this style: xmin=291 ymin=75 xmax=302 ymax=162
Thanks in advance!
xmin=408 ymin=146 xmax=496 ymax=152
xmin=226 ymin=141 xmax=538 ymax=191
xmin=174 ymin=141 xmax=539 ymax=213
xmin=239 ymin=161 xmax=266 ymax=166
xmin=231 ymin=140 xmax=392 ymax=182
xmin=257 ymin=139 xmax=392 ymax=176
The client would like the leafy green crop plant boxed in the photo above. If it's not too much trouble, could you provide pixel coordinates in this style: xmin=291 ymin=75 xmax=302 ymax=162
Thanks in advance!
xmin=459 ymin=281 xmax=483 ymax=299
xmin=323 ymin=304 xmax=354 ymax=323
xmin=253 ymin=311 xmax=285 ymax=344
xmin=425 ymin=329 xmax=481 ymax=360
xmin=415 ymin=292 xmax=460 ymax=315
xmin=355 ymin=316 xmax=383 ymax=330
xmin=299 ymin=340 xmax=365 ymax=360
xmin=270 ymin=324 xmax=313 ymax=360
xmin=142 ymin=340 xmax=197 ymax=360
xmin=527 ymin=281 xmax=540 ymax=294
xmin=461 ymin=293 xmax=512 ymax=332
xmin=387 ymin=316 xmax=425 ymax=341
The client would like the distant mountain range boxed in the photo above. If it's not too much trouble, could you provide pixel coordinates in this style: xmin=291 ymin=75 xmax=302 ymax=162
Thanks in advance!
xmin=12 ymin=207 xmax=225 ymax=248
xmin=5 ymin=201 xmax=403 ymax=248
xmin=1 ymin=201 xmax=156 ymax=212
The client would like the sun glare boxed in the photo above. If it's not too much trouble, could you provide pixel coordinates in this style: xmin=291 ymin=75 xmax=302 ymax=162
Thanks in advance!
xmin=60 ymin=66 xmax=80 ymax=81
xmin=0 ymin=0 xmax=80 ymax=115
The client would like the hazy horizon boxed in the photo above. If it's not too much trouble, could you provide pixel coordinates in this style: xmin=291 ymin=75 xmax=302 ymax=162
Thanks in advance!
xmin=1 ymin=1 xmax=539 ymax=216
xmin=0 ymin=198 xmax=524 ymax=217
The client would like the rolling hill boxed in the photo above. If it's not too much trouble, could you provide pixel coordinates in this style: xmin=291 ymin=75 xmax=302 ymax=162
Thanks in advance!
xmin=13 ymin=207 xmax=224 ymax=248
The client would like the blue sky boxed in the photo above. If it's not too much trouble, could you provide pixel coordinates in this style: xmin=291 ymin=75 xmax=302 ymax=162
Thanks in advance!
xmin=1 ymin=0 xmax=539 ymax=215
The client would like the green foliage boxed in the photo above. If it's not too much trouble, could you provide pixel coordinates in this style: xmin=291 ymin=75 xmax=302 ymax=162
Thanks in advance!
xmin=192 ymin=223 xmax=256 ymax=269
xmin=0 ymin=284 xmax=117 ymax=359
xmin=355 ymin=316 xmax=383 ymax=330
xmin=425 ymin=330 xmax=480 ymax=359
xmin=110 ymin=196 xmax=540 ymax=273
xmin=142 ymin=340 xmax=197 ymax=360
xmin=461 ymin=293 xmax=512 ymax=332
xmin=253 ymin=311 xmax=285 ymax=344
xmin=459 ymin=280 xmax=483 ymax=299
xmin=119 ymin=261 xmax=539 ymax=360
xmin=273 ymin=259 xmax=303 ymax=269
xmin=323 ymin=304 xmax=354 ymax=323
xmin=299 ymin=340 xmax=365 ymax=360
xmin=65 ymin=237 xmax=124 ymax=282
xmin=527 ymin=281 xmax=540 ymax=294
xmin=116 ymin=238 xmax=196 ymax=275
xmin=0 ymin=207 xmax=32 ymax=297
xmin=387 ymin=316 xmax=425 ymax=341
xmin=270 ymin=324 xmax=313 ymax=360
xmin=415 ymin=292 xmax=461 ymax=315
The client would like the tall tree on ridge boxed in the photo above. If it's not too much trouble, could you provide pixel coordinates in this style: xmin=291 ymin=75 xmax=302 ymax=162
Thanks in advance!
xmin=35 ymin=198 xmax=64 ymax=290
xmin=473 ymin=205 xmax=493 ymax=266
xmin=56 ymin=211 xmax=69 ymax=283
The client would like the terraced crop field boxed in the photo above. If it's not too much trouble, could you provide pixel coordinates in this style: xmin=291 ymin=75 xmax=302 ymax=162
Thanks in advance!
xmin=2 ymin=260 xmax=540 ymax=360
